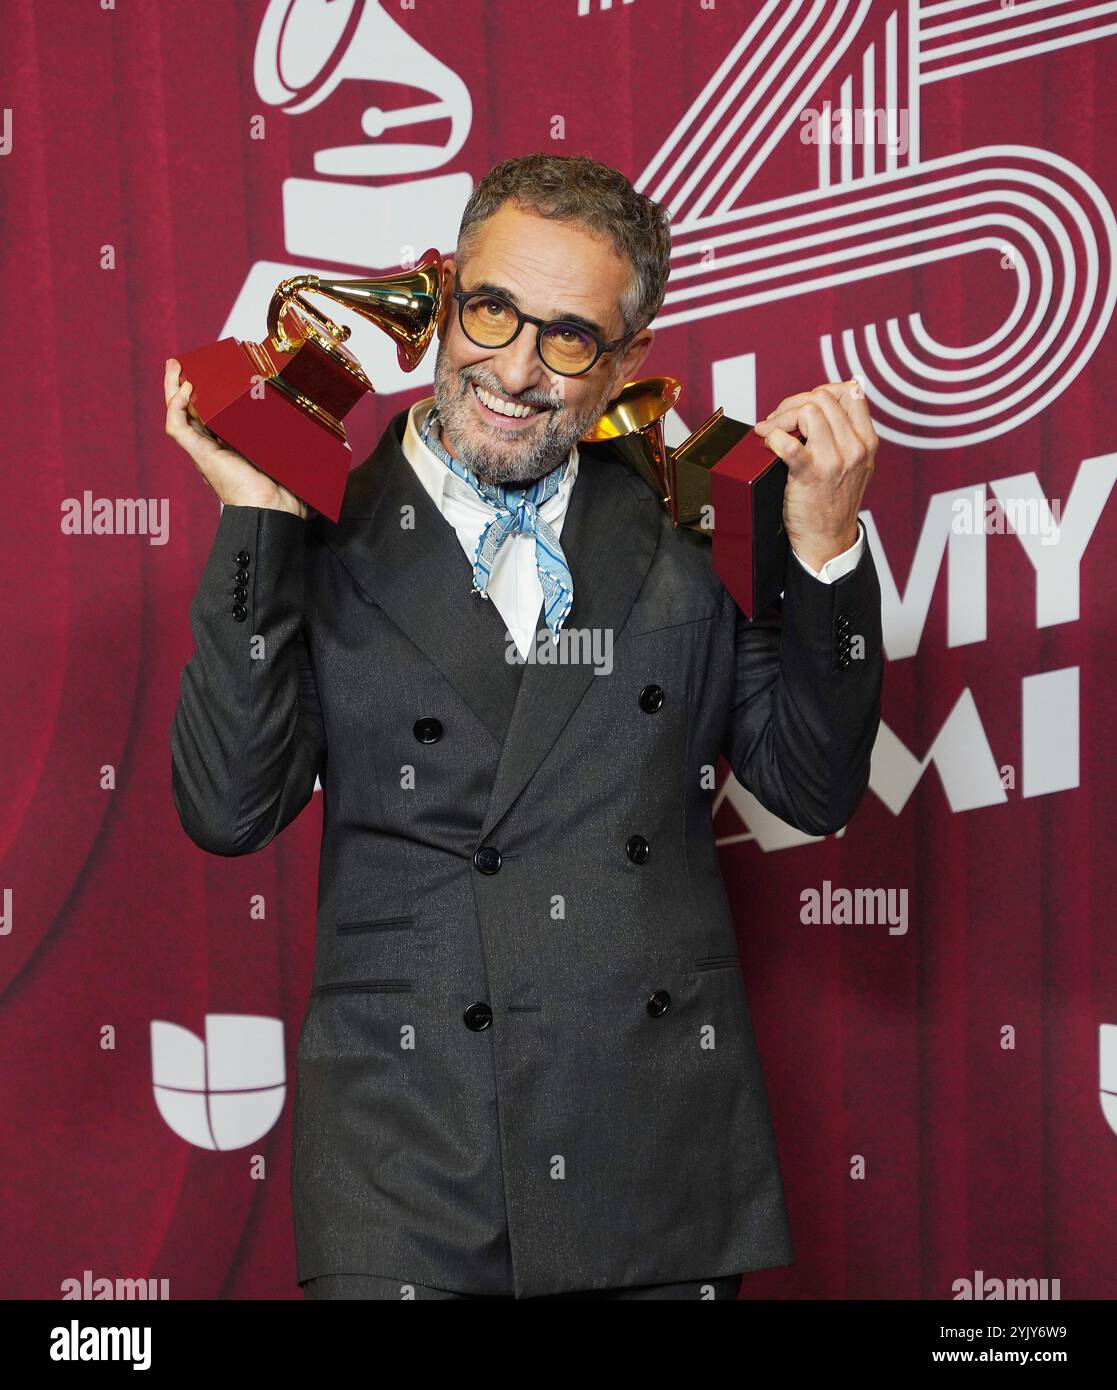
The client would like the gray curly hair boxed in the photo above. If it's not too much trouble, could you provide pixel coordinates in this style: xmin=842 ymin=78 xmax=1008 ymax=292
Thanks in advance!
xmin=455 ymin=153 xmax=673 ymax=336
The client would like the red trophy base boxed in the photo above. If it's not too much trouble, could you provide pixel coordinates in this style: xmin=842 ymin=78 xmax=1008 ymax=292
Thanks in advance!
xmin=669 ymin=411 xmax=789 ymax=619
xmin=709 ymin=433 xmax=789 ymax=619
xmin=177 ymin=324 xmax=381 ymax=522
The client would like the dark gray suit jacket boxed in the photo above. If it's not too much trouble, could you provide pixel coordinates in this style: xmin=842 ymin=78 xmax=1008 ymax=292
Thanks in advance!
xmin=170 ymin=406 xmax=883 ymax=1296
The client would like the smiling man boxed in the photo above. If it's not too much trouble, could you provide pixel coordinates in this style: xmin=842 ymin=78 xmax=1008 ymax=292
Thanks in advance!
xmin=167 ymin=152 xmax=883 ymax=1301
xmin=426 ymin=197 xmax=647 ymax=488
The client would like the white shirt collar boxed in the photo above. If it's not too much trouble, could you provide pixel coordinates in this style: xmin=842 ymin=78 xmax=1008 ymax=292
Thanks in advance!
xmin=402 ymin=395 xmax=579 ymax=514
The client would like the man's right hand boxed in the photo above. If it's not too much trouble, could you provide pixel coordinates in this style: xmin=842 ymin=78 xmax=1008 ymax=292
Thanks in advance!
xmin=164 ymin=357 xmax=308 ymax=518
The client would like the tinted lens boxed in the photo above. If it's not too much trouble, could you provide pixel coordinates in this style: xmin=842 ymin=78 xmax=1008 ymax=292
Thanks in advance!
xmin=461 ymin=295 xmax=518 ymax=347
xmin=539 ymin=322 xmax=597 ymax=374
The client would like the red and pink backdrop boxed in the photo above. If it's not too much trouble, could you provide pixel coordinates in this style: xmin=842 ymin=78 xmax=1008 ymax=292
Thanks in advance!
xmin=1 ymin=0 xmax=1115 ymax=1300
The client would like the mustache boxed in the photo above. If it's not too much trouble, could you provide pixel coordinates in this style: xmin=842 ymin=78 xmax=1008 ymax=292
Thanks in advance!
xmin=462 ymin=373 xmax=562 ymax=412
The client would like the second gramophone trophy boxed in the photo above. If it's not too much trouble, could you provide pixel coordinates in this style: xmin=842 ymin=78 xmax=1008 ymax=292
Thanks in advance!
xmin=175 ymin=250 xmax=445 ymax=521
xmin=584 ymin=378 xmax=790 ymax=620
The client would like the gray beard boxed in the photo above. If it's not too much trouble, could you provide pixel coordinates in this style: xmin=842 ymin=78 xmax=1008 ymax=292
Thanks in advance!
xmin=430 ymin=341 xmax=612 ymax=487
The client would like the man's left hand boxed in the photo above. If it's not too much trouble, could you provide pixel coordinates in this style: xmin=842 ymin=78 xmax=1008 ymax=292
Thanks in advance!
xmin=753 ymin=379 xmax=879 ymax=573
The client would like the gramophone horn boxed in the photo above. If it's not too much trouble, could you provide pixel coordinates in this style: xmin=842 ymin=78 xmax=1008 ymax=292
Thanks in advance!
xmin=266 ymin=247 xmax=444 ymax=374
xmin=583 ymin=376 xmax=683 ymax=522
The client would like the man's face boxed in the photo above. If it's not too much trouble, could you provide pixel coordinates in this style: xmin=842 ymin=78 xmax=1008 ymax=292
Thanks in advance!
xmin=430 ymin=203 xmax=654 ymax=487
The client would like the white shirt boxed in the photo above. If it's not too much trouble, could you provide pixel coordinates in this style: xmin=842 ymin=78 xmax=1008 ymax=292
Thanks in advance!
xmin=401 ymin=396 xmax=865 ymax=660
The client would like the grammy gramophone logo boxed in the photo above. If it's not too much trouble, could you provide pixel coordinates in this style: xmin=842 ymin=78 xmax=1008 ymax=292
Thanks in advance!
xmin=222 ymin=0 xmax=474 ymax=399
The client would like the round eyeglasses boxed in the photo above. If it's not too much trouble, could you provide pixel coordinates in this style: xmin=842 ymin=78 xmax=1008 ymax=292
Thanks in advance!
xmin=450 ymin=288 xmax=638 ymax=378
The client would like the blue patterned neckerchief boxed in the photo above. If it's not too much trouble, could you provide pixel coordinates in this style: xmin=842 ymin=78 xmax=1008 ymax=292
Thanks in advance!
xmin=419 ymin=402 xmax=574 ymax=643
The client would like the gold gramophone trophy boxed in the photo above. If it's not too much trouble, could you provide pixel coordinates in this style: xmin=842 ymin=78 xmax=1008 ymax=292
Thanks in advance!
xmin=584 ymin=379 xmax=789 ymax=619
xmin=582 ymin=375 xmax=682 ymax=511
xmin=175 ymin=250 xmax=444 ymax=521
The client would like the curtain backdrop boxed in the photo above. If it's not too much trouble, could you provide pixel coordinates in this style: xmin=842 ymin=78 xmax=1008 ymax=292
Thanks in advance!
xmin=1 ymin=0 xmax=1114 ymax=1300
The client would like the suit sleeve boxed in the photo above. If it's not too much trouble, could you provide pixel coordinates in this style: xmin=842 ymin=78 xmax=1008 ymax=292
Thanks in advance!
xmin=170 ymin=504 xmax=326 ymax=856
xmin=719 ymin=534 xmax=883 ymax=836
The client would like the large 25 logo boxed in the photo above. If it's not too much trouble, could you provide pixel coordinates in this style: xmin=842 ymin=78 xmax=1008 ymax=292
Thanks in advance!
xmin=639 ymin=0 xmax=1116 ymax=449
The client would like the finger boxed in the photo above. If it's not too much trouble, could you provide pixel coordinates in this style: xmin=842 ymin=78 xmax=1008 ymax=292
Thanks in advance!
xmin=759 ymin=382 xmax=872 ymax=440
xmin=794 ymin=400 xmax=841 ymax=468
xmin=758 ymin=386 xmax=850 ymax=430
xmin=758 ymin=398 xmax=840 ymax=460
xmin=802 ymin=388 xmax=865 ymax=462
xmin=757 ymin=387 xmax=868 ymax=462
xmin=813 ymin=380 xmax=874 ymax=447
xmin=761 ymin=391 xmax=815 ymax=422
xmin=754 ymin=407 xmax=803 ymax=437
xmin=164 ymin=377 xmax=198 ymax=446
xmin=163 ymin=357 xmax=182 ymax=408
xmin=761 ymin=425 xmax=810 ymax=467
xmin=170 ymin=378 xmax=192 ymax=420
xmin=164 ymin=377 xmax=185 ymax=430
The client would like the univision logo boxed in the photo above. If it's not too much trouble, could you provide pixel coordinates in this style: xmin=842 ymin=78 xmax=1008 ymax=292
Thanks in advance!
xmin=150 ymin=1014 xmax=285 ymax=1150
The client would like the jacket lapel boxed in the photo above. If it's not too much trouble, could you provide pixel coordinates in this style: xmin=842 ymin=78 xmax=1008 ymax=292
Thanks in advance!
xmin=319 ymin=409 xmax=526 ymax=745
xmin=477 ymin=432 xmax=661 ymax=840
xmin=317 ymin=406 xmax=662 ymax=833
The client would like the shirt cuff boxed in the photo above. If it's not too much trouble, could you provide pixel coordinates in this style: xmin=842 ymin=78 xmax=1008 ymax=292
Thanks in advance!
xmin=790 ymin=521 xmax=865 ymax=584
